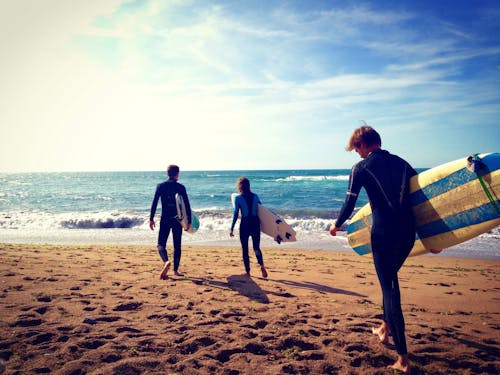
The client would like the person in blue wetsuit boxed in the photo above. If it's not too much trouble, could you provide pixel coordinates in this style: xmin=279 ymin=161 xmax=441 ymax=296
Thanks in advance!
xmin=330 ymin=126 xmax=417 ymax=374
xmin=230 ymin=177 xmax=268 ymax=278
xmin=150 ymin=165 xmax=191 ymax=280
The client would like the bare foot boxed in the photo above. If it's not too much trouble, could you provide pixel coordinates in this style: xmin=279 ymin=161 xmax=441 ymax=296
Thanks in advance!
xmin=174 ymin=271 xmax=183 ymax=277
xmin=261 ymin=266 xmax=268 ymax=278
xmin=243 ymin=272 xmax=251 ymax=278
xmin=372 ymin=322 xmax=390 ymax=344
xmin=388 ymin=354 xmax=409 ymax=373
xmin=159 ymin=261 xmax=171 ymax=280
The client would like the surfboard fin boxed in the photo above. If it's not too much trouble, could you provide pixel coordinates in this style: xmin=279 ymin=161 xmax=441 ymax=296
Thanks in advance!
xmin=276 ymin=219 xmax=282 ymax=224
xmin=276 ymin=235 xmax=282 ymax=244
xmin=285 ymin=232 xmax=292 ymax=239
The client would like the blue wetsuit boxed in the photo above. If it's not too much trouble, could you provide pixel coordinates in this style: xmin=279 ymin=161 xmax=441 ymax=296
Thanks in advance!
xmin=150 ymin=178 xmax=191 ymax=272
xmin=335 ymin=149 xmax=417 ymax=355
xmin=231 ymin=193 xmax=264 ymax=273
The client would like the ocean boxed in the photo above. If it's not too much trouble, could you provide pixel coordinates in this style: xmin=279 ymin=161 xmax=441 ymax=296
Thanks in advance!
xmin=0 ymin=170 xmax=498 ymax=259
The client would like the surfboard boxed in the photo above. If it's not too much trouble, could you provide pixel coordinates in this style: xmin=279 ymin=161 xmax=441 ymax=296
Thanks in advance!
xmin=175 ymin=193 xmax=200 ymax=234
xmin=231 ymin=193 xmax=297 ymax=244
xmin=346 ymin=152 xmax=500 ymax=257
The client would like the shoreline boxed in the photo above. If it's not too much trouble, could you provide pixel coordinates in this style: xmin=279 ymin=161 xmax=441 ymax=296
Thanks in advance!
xmin=1 ymin=226 xmax=499 ymax=261
xmin=1 ymin=243 xmax=499 ymax=374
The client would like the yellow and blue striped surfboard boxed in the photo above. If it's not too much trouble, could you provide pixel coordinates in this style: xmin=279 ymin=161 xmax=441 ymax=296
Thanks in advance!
xmin=346 ymin=153 xmax=500 ymax=257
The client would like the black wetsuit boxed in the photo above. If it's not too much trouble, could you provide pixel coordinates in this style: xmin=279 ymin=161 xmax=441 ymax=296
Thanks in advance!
xmin=336 ymin=149 xmax=417 ymax=355
xmin=150 ymin=178 xmax=191 ymax=272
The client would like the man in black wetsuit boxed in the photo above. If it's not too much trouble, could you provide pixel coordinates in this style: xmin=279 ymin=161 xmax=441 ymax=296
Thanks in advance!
xmin=150 ymin=165 xmax=191 ymax=280
xmin=330 ymin=126 xmax=417 ymax=374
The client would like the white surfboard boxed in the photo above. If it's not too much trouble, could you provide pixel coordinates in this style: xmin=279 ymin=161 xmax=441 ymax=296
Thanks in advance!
xmin=231 ymin=193 xmax=297 ymax=244
xmin=175 ymin=193 xmax=199 ymax=234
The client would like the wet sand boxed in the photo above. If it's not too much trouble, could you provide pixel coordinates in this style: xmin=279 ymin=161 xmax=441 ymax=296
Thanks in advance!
xmin=0 ymin=243 xmax=498 ymax=374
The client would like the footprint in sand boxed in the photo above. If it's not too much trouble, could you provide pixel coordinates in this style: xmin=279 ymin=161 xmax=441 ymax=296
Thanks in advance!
xmin=242 ymin=330 xmax=258 ymax=339
xmin=244 ymin=342 xmax=268 ymax=355
xmin=147 ymin=313 xmax=179 ymax=322
xmin=347 ymin=322 xmax=372 ymax=333
xmin=31 ymin=332 xmax=56 ymax=345
xmin=95 ymin=316 xmax=121 ymax=323
xmin=116 ymin=326 xmax=142 ymax=334
xmin=78 ymin=340 xmax=106 ymax=349
xmin=414 ymin=346 xmax=445 ymax=354
xmin=178 ymin=337 xmax=216 ymax=355
xmin=307 ymin=329 xmax=321 ymax=337
xmin=215 ymin=348 xmax=243 ymax=363
xmin=11 ymin=317 xmax=43 ymax=327
xmin=33 ymin=306 xmax=48 ymax=315
xmin=101 ymin=353 xmax=122 ymax=363
xmin=277 ymin=337 xmax=317 ymax=351
xmin=113 ymin=302 xmax=143 ymax=311
xmin=253 ymin=320 xmax=268 ymax=329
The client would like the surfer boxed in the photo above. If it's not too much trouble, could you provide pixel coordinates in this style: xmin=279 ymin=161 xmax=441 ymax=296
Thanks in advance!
xmin=330 ymin=125 xmax=417 ymax=374
xmin=230 ymin=177 xmax=268 ymax=278
xmin=150 ymin=165 xmax=191 ymax=279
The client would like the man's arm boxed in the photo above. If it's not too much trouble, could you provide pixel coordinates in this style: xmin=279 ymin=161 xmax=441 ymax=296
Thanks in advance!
xmin=230 ymin=197 xmax=240 ymax=234
xmin=180 ymin=185 xmax=191 ymax=225
xmin=149 ymin=185 xmax=160 ymax=230
xmin=330 ymin=165 xmax=362 ymax=235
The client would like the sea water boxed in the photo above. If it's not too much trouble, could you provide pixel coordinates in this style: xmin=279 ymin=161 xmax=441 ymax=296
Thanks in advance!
xmin=0 ymin=170 xmax=498 ymax=259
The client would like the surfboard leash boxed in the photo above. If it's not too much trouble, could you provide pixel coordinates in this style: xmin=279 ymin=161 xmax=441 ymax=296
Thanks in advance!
xmin=467 ymin=154 xmax=500 ymax=215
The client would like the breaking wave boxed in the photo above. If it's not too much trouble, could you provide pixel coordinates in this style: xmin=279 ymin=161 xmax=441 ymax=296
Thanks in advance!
xmin=61 ymin=216 xmax=144 ymax=229
xmin=277 ymin=175 xmax=349 ymax=182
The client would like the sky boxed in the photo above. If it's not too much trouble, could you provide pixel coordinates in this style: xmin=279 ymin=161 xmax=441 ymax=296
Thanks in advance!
xmin=1 ymin=0 xmax=499 ymax=172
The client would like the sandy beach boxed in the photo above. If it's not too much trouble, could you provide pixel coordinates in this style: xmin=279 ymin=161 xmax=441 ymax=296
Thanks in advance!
xmin=0 ymin=243 xmax=498 ymax=374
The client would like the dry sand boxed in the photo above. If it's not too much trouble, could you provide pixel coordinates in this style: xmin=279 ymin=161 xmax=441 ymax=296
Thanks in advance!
xmin=0 ymin=243 xmax=499 ymax=374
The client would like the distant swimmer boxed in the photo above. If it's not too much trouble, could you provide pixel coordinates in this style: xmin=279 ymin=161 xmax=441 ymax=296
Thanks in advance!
xmin=150 ymin=165 xmax=192 ymax=279
xmin=330 ymin=125 xmax=417 ymax=374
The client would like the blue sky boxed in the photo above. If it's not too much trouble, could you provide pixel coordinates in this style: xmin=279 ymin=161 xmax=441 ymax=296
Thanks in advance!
xmin=1 ymin=0 xmax=499 ymax=172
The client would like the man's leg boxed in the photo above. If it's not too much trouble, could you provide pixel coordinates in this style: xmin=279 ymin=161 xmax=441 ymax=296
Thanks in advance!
xmin=158 ymin=219 xmax=171 ymax=279
xmin=239 ymin=225 xmax=251 ymax=274
xmin=157 ymin=219 xmax=169 ymax=261
xmin=250 ymin=227 xmax=267 ymax=278
xmin=171 ymin=218 xmax=183 ymax=274
xmin=373 ymin=250 xmax=409 ymax=373
xmin=373 ymin=252 xmax=407 ymax=353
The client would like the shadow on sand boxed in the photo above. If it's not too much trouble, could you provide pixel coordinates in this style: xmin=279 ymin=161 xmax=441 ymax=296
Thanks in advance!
xmin=181 ymin=274 xmax=270 ymax=303
xmin=273 ymin=279 xmax=367 ymax=297
xmin=227 ymin=274 xmax=269 ymax=303
xmin=182 ymin=273 xmax=365 ymax=304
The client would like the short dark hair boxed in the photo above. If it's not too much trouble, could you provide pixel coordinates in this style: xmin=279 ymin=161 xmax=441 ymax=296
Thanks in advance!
xmin=346 ymin=125 xmax=381 ymax=151
xmin=167 ymin=165 xmax=180 ymax=178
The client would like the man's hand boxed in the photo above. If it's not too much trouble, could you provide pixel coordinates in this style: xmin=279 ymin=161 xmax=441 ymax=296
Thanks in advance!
xmin=149 ymin=220 xmax=155 ymax=231
xmin=329 ymin=224 xmax=340 ymax=236
xmin=229 ymin=230 xmax=234 ymax=237
xmin=430 ymin=248 xmax=443 ymax=254
xmin=185 ymin=224 xmax=191 ymax=232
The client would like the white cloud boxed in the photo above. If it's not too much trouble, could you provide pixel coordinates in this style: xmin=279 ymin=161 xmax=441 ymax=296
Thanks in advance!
xmin=0 ymin=0 xmax=499 ymax=172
